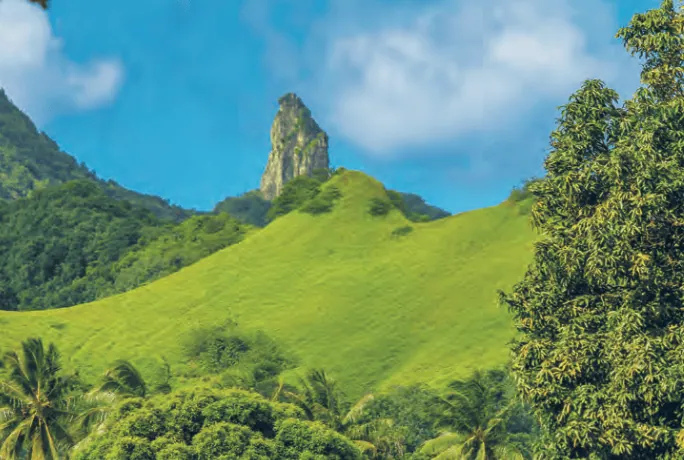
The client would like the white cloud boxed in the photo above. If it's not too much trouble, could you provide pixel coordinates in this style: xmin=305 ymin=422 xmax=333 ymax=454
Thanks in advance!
xmin=309 ymin=0 xmax=636 ymax=154
xmin=0 ymin=0 xmax=123 ymax=124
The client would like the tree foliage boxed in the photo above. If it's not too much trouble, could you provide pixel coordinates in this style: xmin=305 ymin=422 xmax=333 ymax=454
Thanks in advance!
xmin=279 ymin=369 xmax=407 ymax=458
xmin=386 ymin=190 xmax=450 ymax=222
xmin=99 ymin=360 xmax=148 ymax=399
xmin=73 ymin=387 xmax=362 ymax=459
xmin=0 ymin=89 xmax=194 ymax=222
xmin=266 ymin=169 xmax=343 ymax=222
xmin=0 ymin=181 xmax=248 ymax=311
xmin=213 ymin=190 xmax=272 ymax=227
xmin=500 ymin=1 xmax=684 ymax=457
xmin=0 ymin=338 xmax=83 ymax=459
xmin=416 ymin=369 xmax=536 ymax=460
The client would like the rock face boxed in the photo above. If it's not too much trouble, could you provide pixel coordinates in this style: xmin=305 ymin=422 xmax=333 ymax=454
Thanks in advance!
xmin=259 ymin=93 xmax=329 ymax=200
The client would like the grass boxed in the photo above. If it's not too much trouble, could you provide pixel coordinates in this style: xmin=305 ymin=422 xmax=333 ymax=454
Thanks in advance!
xmin=0 ymin=171 xmax=537 ymax=397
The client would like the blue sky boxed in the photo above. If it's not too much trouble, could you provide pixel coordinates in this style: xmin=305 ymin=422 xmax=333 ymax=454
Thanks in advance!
xmin=0 ymin=0 xmax=659 ymax=213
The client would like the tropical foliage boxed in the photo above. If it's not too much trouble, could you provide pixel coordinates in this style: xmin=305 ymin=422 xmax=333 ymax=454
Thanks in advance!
xmin=416 ymin=369 xmax=535 ymax=459
xmin=0 ymin=181 xmax=249 ymax=311
xmin=0 ymin=334 xmax=538 ymax=459
xmin=99 ymin=360 xmax=148 ymax=398
xmin=0 ymin=338 xmax=112 ymax=459
xmin=500 ymin=0 xmax=684 ymax=457
xmin=213 ymin=190 xmax=272 ymax=227
xmin=72 ymin=387 xmax=363 ymax=459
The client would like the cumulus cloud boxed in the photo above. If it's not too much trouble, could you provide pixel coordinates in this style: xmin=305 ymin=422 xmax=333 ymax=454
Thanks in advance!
xmin=246 ymin=0 xmax=637 ymax=155
xmin=0 ymin=0 xmax=123 ymax=124
xmin=316 ymin=0 xmax=636 ymax=154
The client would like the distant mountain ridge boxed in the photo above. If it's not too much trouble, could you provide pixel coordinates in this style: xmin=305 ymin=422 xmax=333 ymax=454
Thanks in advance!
xmin=0 ymin=89 xmax=196 ymax=221
xmin=0 ymin=87 xmax=449 ymax=226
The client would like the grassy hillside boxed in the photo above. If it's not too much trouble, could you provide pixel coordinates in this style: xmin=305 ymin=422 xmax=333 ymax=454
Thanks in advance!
xmin=0 ymin=171 xmax=536 ymax=397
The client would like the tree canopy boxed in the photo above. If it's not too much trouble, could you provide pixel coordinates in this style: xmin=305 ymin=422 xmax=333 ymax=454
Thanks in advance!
xmin=501 ymin=0 xmax=684 ymax=457
xmin=73 ymin=387 xmax=362 ymax=459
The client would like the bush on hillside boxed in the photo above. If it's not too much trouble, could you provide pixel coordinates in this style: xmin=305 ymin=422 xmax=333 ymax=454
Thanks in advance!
xmin=180 ymin=322 xmax=295 ymax=396
xmin=368 ymin=197 xmax=392 ymax=216
xmin=300 ymin=185 xmax=342 ymax=215
xmin=396 ymin=191 xmax=450 ymax=221
xmin=267 ymin=171 xmax=342 ymax=221
xmin=381 ymin=189 xmax=448 ymax=222
xmin=391 ymin=225 xmax=414 ymax=237
xmin=266 ymin=176 xmax=322 ymax=221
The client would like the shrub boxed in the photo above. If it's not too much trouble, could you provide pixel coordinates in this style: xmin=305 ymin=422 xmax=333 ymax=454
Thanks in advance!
xmin=391 ymin=225 xmax=414 ymax=237
xmin=368 ymin=197 xmax=392 ymax=216
xmin=267 ymin=176 xmax=322 ymax=221
xmin=301 ymin=186 xmax=342 ymax=215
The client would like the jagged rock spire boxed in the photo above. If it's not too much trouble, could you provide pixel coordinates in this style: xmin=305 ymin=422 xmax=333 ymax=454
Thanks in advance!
xmin=259 ymin=93 xmax=329 ymax=200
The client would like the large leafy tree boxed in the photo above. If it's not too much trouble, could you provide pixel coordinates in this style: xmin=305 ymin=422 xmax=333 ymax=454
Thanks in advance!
xmin=0 ymin=338 xmax=78 ymax=459
xmin=500 ymin=0 xmax=684 ymax=457
xmin=73 ymin=387 xmax=362 ymax=459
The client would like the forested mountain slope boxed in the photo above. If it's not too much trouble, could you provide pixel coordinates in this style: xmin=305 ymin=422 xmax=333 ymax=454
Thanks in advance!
xmin=0 ymin=89 xmax=195 ymax=221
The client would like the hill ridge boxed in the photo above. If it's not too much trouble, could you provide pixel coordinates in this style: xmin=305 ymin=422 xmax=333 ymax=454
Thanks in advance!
xmin=0 ymin=88 xmax=196 ymax=221
xmin=0 ymin=170 xmax=535 ymax=396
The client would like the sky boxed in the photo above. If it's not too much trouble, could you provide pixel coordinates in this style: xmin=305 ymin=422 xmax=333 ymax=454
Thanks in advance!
xmin=0 ymin=0 xmax=660 ymax=214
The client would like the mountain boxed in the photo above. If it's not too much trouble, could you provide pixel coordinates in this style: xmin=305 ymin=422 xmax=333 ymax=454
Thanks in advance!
xmin=0 ymin=170 xmax=536 ymax=397
xmin=217 ymin=92 xmax=450 ymax=226
xmin=0 ymin=180 xmax=250 ymax=311
xmin=0 ymin=89 xmax=196 ymax=221
xmin=259 ymin=93 xmax=330 ymax=200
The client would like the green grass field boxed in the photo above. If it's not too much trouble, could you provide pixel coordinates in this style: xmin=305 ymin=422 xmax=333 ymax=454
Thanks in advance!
xmin=0 ymin=171 xmax=537 ymax=397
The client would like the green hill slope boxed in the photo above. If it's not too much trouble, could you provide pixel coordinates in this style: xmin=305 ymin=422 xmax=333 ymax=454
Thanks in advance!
xmin=0 ymin=171 xmax=536 ymax=397
xmin=0 ymin=89 xmax=195 ymax=221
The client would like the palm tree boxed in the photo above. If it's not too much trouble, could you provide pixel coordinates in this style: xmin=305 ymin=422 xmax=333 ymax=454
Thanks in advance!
xmin=417 ymin=369 xmax=532 ymax=460
xmin=0 ymin=337 xmax=79 ymax=459
xmin=282 ymin=369 xmax=405 ymax=458
xmin=98 ymin=360 xmax=147 ymax=398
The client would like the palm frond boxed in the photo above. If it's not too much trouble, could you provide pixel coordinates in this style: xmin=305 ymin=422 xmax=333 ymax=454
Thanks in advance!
xmin=271 ymin=376 xmax=285 ymax=402
xmin=493 ymin=444 xmax=526 ymax=460
xmin=353 ymin=439 xmax=378 ymax=456
xmin=343 ymin=393 xmax=374 ymax=425
xmin=68 ymin=391 xmax=117 ymax=434
xmin=419 ymin=431 xmax=465 ymax=457
xmin=98 ymin=360 xmax=147 ymax=398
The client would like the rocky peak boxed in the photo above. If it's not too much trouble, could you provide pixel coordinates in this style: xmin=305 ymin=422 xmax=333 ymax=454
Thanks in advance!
xmin=259 ymin=93 xmax=329 ymax=200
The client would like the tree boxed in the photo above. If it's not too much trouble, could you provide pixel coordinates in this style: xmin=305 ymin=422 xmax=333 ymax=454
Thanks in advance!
xmin=281 ymin=369 xmax=404 ymax=458
xmin=417 ymin=369 xmax=534 ymax=460
xmin=0 ymin=338 xmax=78 ymax=459
xmin=500 ymin=1 xmax=684 ymax=457
xmin=73 ymin=387 xmax=362 ymax=459
xmin=98 ymin=360 xmax=147 ymax=398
